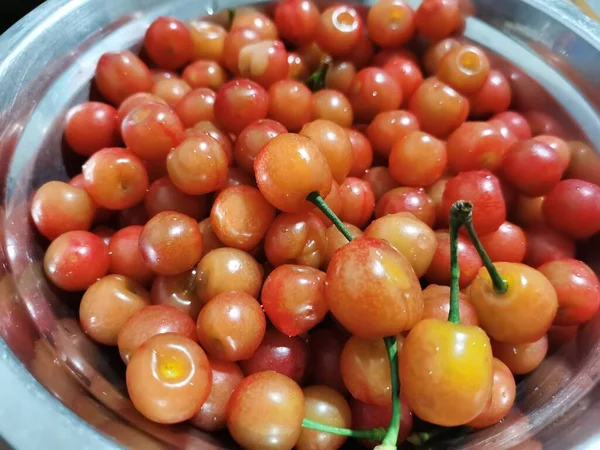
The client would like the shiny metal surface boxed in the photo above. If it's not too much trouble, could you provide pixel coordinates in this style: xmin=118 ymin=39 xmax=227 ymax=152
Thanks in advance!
xmin=0 ymin=0 xmax=599 ymax=449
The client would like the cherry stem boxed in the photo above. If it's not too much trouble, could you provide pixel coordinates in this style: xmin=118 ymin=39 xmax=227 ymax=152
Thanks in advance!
xmin=301 ymin=418 xmax=386 ymax=441
xmin=306 ymin=62 xmax=329 ymax=92
xmin=381 ymin=336 xmax=401 ymax=448
xmin=448 ymin=201 xmax=470 ymax=324
xmin=406 ymin=431 xmax=433 ymax=446
xmin=228 ymin=8 xmax=236 ymax=23
xmin=307 ymin=191 xmax=354 ymax=242
xmin=457 ymin=201 xmax=509 ymax=295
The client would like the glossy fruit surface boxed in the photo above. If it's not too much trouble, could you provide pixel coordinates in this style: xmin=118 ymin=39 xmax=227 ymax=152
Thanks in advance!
xmin=437 ymin=45 xmax=490 ymax=94
xmin=108 ymin=225 xmax=155 ymax=286
xmin=144 ymin=17 xmax=193 ymax=69
xmin=389 ymin=130 xmax=447 ymax=186
xmin=95 ymin=51 xmax=153 ymax=104
xmin=375 ymin=187 xmax=436 ymax=228
xmin=421 ymin=284 xmax=479 ymax=326
xmin=349 ymin=67 xmax=403 ymax=123
xmin=446 ymin=121 xmax=508 ymax=172
xmin=234 ymin=119 xmax=287 ymax=174
xmin=214 ymin=79 xmax=269 ymax=135
xmin=323 ymin=222 xmax=364 ymax=268
xmin=492 ymin=335 xmax=548 ymax=375
xmin=315 ymin=5 xmax=363 ymax=57
xmin=367 ymin=0 xmax=415 ymax=48
xmin=479 ymin=221 xmax=527 ymax=263
xmin=150 ymin=268 xmax=203 ymax=320
xmin=414 ymin=0 xmax=463 ymax=41
xmin=65 ymin=102 xmax=119 ymax=156
xmin=366 ymin=110 xmax=419 ymax=158
xmin=338 ymin=177 xmax=376 ymax=229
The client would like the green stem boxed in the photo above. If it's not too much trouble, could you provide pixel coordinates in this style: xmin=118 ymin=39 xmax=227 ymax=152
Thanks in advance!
xmin=381 ymin=336 xmax=401 ymax=448
xmin=228 ymin=8 xmax=236 ymax=23
xmin=448 ymin=202 xmax=468 ymax=324
xmin=459 ymin=202 xmax=508 ymax=294
xmin=306 ymin=62 xmax=329 ymax=91
xmin=306 ymin=191 xmax=354 ymax=242
xmin=302 ymin=418 xmax=386 ymax=441
xmin=406 ymin=431 xmax=433 ymax=446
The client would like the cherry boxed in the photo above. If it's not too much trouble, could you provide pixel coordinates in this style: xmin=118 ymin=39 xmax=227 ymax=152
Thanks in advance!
xmin=182 ymin=60 xmax=227 ymax=91
xmin=151 ymin=268 xmax=203 ymax=320
xmin=308 ymin=327 xmax=348 ymax=393
xmin=363 ymin=166 xmax=399 ymax=202
xmin=108 ymin=225 xmax=155 ymax=286
xmin=214 ymin=79 xmax=269 ymax=135
xmin=414 ymin=0 xmax=463 ymax=41
xmin=64 ymin=102 xmax=119 ymax=156
xmin=524 ymin=225 xmax=575 ymax=268
xmin=409 ymin=77 xmax=469 ymax=138
xmin=311 ymin=90 xmax=353 ymax=128
xmin=389 ymin=130 xmax=447 ymax=186
xmin=94 ymin=51 xmax=153 ymax=105
xmin=366 ymin=110 xmax=419 ymax=158
xmin=326 ymin=237 xmax=423 ymax=339
xmin=532 ymin=135 xmax=570 ymax=173
xmin=144 ymin=17 xmax=193 ymax=69
xmin=44 ymin=231 xmax=110 ymax=292
xmin=367 ymin=0 xmax=415 ymax=48
xmin=234 ymin=119 xmax=287 ymax=175
xmin=79 ymin=274 xmax=150 ymax=345
xmin=231 ymin=10 xmax=278 ymax=40
xmin=349 ymin=67 xmax=403 ymax=123
xmin=216 ymin=166 xmax=257 ymax=194
xmin=338 ymin=177 xmax=376 ymax=228
xmin=566 ymin=140 xmax=600 ymax=185
xmin=211 ymin=186 xmax=275 ymax=251
xmin=423 ymin=38 xmax=461 ymax=75
xmin=491 ymin=335 xmax=548 ymax=375
xmin=512 ymin=195 xmax=545 ymax=228
xmin=274 ymin=0 xmax=320 ymax=45
xmin=188 ymin=20 xmax=227 ymax=63
xmin=315 ymin=5 xmax=363 ymax=58
xmin=470 ymin=70 xmax=512 ymax=117
xmin=31 ymin=181 xmax=96 ymax=240
xmin=151 ymin=69 xmax=179 ymax=83
xmin=261 ymin=264 xmax=327 ymax=336
xmin=227 ymin=371 xmax=304 ymax=450
xmin=467 ymin=358 xmax=516 ymax=428
xmin=346 ymin=128 xmax=373 ymax=177
xmin=490 ymin=111 xmax=532 ymax=140
xmin=264 ymin=212 xmax=327 ymax=268
xmin=239 ymin=328 xmax=309 ymax=384
xmin=254 ymin=133 xmax=332 ymax=213
xmin=437 ymin=45 xmax=490 ymax=94
xmin=477 ymin=221 xmax=526 ymax=263
xmin=375 ymin=187 xmax=436 ymax=228
xmin=139 ymin=211 xmax=203 ymax=276
xmin=187 ymin=120 xmax=234 ymax=164
xmin=196 ymin=291 xmax=266 ymax=362
xmin=222 ymin=27 xmax=261 ymax=73
xmin=538 ymin=259 xmax=600 ymax=326
xmin=543 ymin=179 xmax=600 ymax=239
xmin=325 ymin=61 xmax=356 ymax=94
xmin=166 ymin=135 xmax=229 ymax=195
xmin=446 ymin=121 xmax=509 ymax=173
xmin=442 ymin=170 xmax=506 ymax=235
xmin=117 ymin=304 xmax=197 ymax=363
xmin=191 ymin=358 xmax=245 ymax=431
xmin=82 ymin=147 xmax=149 ymax=210
xmin=381 ymin=55 xmax=424 ymax=101
xmin=198 ymin=218 xmax=224 ymax=256
xmin=152 ymin=78 xmax=192 ymax=108
xmin=126 ymin=333 xmax=211 ymax=424
xmin=348 ymin=32 xmax=375 ymax=69
xmin=174 ymin=88 xmax=216 ymax=127
xmin=268 ymin=79 xmax=312 ymax=131
xmin=365 ymin=212 xmax=437 ymax=278
xmin=427 ymin=175 xmax=451 ymax=227
xmin=238 ymin=40 xmax=289 ymax=88
xmin=287 ymin=52 xmax=310 ymax=80
xmin=144 ymin=177 xmax=208 ymax=221
xmin=324 ymin=222 xmax=363 ymax=268
xmin=422 ymin=284 xmax=479 ymax=326
xmin=116 ymin=92 xmax=167 ymax=127
xmin=195 ymin=247 xmax=263 ymax=304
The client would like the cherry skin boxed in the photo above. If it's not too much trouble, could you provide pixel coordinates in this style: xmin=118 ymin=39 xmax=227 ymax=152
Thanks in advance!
xmin=144 ymin=177 xmax=207 ymax=221
xmin=469 ymin=262 xmax=558 ymax=344
xmin=211 ymin=186 xmax=276 ymax=251
xmin=196 ymin=291 xmax=266 ymax=362
xmin=490 ymin=111 xmax=532 ymax=140
xmin=409 ymin=77 xmax=469 ymax=138
xmin=543 ymin=179 xmax=600 ymax=239
xmin=198 ymin=218 xmax=224 ymax=256
xmin=424 ymin=229 xmax=482 ymax=288
xmin=237 ymin=40 xmax=289 ymax=88
xmin=323 ymin=222 xmax=364 ymax=268
xmin=126 ymin=333 xmax=212 ymax=424
xmin=274 ymin=0 xmax=320 ymax=45
xmin=152 ymin=77 xmax=192 ymax=108
xmin=254 ymin=133 xmax=332 ymax=213
xmin=533 ymin=135 xmax=571 ymax=173
xmin=79 ymin=274 xmax=150 ymax=345
xmin=139 ymin=211 xmax=203 ymax=276
xmin=187 ymin=120 xmax=234 ymax=164
xmin=315 ymin=5 xmax=363 ymax=58
xmin=401 ymin=319 xmax=493 ymax=427
xmin=325 ymin=237 xmax=423 ymax=339
xmin=491 ymin=335 xmax=548 ymax=375
xmin=524 ymin=225 xmax=575 ymax=268
xmin=222 ymin=27 xmax=261 ymax=74
xmin=366 ymin=110 xmax=419 ymax=158
xmin=214 ymin=79 xmax=269 ymax=135
xmin=308 ymin=327 xmax=348 ymax=393
xmin=349 ymin=67 xmax=403 ymax=123
xmin=64 ymin=102 xmax=119 ymax=156
xmin=267 ymin=79 xmax=312 ymax=132
xmin=195 ymin=247 xmax=263 ymax=304
xmin=261 ymin=265 xmax=327 ymax=336
xmin=116 ymin=92 xmax=167 ymax=127
xmin=437 ymin=45 xmax=490 ymax=94
xmin=467 ymin=358 xmax=516 ymax=428
xmin=311 ymin=90 xmax=353 ymax=128
xmin=108 ymin=225 xmax=155 ymax=287
xmin=367 ymin=0 xmax=415 ymax=48
xmin=351 ymin=397 xmax=413 ymax=447
xmin=182 ymin=60 xmax=227 ymax=91
xmin=117 ymin=304 xmax=197 ymax=363
xmin=264 ymin=212 xmax=327 ymax=269
xmin=338 ymin=177 xmax=376 ymax=229
xmin=503 ymin=140 xmax=563 ymax=197
xmin=150 ymin=268 xmax=203 ymax=320
xmin=446 ymin=121 xmax=510 ymax=173
xmin=287 ymin=52 xmax=309 ymax=79
xmin=415 ymin=0 xmax=463 ymax=41
xmin=188 ymin=20 xmax=227 ymax=63
xmin=362 ymin=166 xmax=399 ymax=202
xmin=44 ymin=231 xmax=110 ymax=292
xmin=95 ymin=51 xmax=153 ymax=105
xmin=239 ymin=329 xmax=309 ymax=384
xmin=174 ymin=88 xmax=216 ymax=128
xmin=566 ymin=140 xmax=600 ymax=185
xmin=234 ymin=119 xmax=287 ymax=175
xmin=389 ymin=130 xmax=447 ymax=187
xmin=469 ymin=70 xmax=512 ymax=117
xmin=216 ymin=167 xmax=257 ymax=195
xmin=346 ymin=128 xmax=373 ymax=177
xmin=538 ymin=259 xmax=600 ymax=326
xmin=227 ymin=371 xmax=304 ymax=450
xmin=144 ymin=17 xmax=193 ymax=69
xmin=341 ymin=335 xmax=402 ymax=406
xmin=442 ymin=170 xmax=506 ymax=235
xmin=325 ymin=61 xmax=357 ymax=95
xmin=364 ymin=212 xmax=437 ymax=278
xmin=422 ymin=284 xmax=479 ymax=326
xmin=427 ymin=175 xmax=452 ymax=227
xmin=191 ymin=358 xmax=245 ymax=431
xmin=479 ymin=221 xmax=527 ymax=263
xmin=381 ymin=55 xmax=424 ymax=100
xmin=230 ymin=10 xmax=278 ymax=40
xmin=423 ymin=37 xmax=461 ymax=75
xmin=375 ymin=187 xmax=436 ymax=228
xmin=31 ymin=181 xmax=96 ymax=240
xmin=82 ymin=147 xmax=149 ymax=210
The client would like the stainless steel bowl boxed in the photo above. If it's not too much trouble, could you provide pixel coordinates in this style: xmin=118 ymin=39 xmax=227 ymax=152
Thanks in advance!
xmin=1 ymin=0 xmax=600 ymax=448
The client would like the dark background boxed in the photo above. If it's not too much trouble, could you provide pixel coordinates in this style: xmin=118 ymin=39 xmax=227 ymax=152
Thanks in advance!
xmin=1 ymin=1 xmax=45 ymax=33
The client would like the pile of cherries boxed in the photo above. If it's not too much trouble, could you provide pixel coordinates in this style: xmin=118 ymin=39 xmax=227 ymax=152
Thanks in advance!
xmin=30 ymin=0 xmax=600 ymax=448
